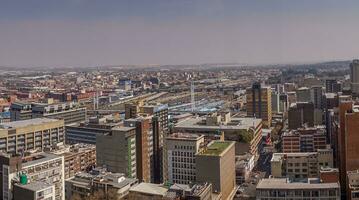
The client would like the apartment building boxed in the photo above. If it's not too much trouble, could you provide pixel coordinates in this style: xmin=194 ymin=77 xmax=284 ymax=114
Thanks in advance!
xmin=50 ymin=143 xmax=96 ymax=179
xmin=0 ymin=152 xmax=65 ymax=200
xmin=271 ymin=149 xmax=333 ymax=179
xmin=164 ymin=133 xmax=205 ymax=184
xmin=347 ymin=170 xmax=359 ymax=200
xmin=282 ymin=127 xmax=327 ymax=153
xmin=288 ymin=102 xmax=314 ymax=129
xmin=0 ymin=118 xmax=65 ymax=155
xmin=256 ymin=178 xmax=340 ymax=200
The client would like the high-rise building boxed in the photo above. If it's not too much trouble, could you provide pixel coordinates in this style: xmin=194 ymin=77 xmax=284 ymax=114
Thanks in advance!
xmin=296 ymin=87 xmax=311 ymax=102
xmin=96 ymin=126 xmax=137 ymax=178
xmin=326 ymin=79 xmax=342 ymax=93
xmin=246 ymin=82 xmax=272 ymax=127
xmin=164 ymin=133 xmax=205 ymax=184
xmin=288 ymin=102 xmax=314 ymax=129
xmin=350 ymin=60 xmax=359 ymax=95
xmin=196 ymin=141 xmax=236 ymax=200
xmin=0 ymin=118 xmax=65 ymax=155
xmin=124 ymin=117 xmax=151 ymax=182
xmin=337 ymin=102 xmax=359 ymax=198
xmin=271 ymin=91 xmax=280 ymax=114
xmin=311 ymin=86 xmax=323 ymax=109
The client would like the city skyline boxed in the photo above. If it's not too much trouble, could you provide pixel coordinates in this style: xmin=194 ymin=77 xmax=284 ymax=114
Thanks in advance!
xmin=1 ymin=0 xmax=359 ymax=67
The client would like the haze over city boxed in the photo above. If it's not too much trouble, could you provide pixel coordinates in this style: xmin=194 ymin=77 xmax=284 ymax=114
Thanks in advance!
xmin=1 ymin=0 xmax=359 ymax=67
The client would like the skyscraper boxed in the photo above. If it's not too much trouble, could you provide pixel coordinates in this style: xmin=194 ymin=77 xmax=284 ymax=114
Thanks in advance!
xmin=246 ymin=82 xmax=272 ymax=127
xmin=350 ymin=60 xmax=359 ymax=95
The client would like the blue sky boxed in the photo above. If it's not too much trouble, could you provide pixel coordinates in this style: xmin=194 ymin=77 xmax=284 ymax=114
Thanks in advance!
xmin=1 ymin=0 xmax=359 ymax=67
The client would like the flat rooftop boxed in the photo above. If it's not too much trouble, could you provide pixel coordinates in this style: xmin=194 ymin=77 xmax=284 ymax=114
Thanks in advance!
xmin=0 ymin=118 xmax=61 ymax=129
xmin=200 ymin=141 xmax=233 ymax=156
xmin=22 ymin=153 xmax=61 ymax=168
xmin=15 ymin=181 xmax=53 ymax=192
xmin=130 ymin=183 xmax=168 ymax=196
xmin=175 ymin=117 xmax=261 ymax=131
xmin=257 ymin=178 xmax=339 ymax=190
xmin=166 ymin=132 xmax=203 ymax=141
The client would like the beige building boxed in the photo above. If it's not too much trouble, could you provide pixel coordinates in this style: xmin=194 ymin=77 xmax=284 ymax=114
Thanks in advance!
xmin=256 ymin=177 xmax=340 ymax=200
xmin=246 ymin=83 xmax=272 ymax=127
xmin=196 ymin=141 xmax=236 ymax=200
xmin=347 ymin=170 xmax=359 ymax=200
xmin=0 ymin=118 xmax=65 ymax=154
xmin=128 ymin=182 xmax=168 ymax=200
xmin=164 ymin=133 xmax=205 ymax=184
xmin=271 ymin=149 xmax=333 ymax=179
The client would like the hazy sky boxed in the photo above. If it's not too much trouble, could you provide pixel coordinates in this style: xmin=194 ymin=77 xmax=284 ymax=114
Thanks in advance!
xmin=1 ymin=0 xmax=359 ymax=67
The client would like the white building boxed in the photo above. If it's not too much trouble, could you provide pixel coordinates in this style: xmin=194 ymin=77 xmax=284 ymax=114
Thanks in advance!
xmin=164 ymin=133 xmax=204 ymax=184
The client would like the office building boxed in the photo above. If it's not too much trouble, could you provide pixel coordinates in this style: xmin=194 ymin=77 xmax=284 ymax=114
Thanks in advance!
xmin=9 ymin=102 xmax=32 ymax=121
xmin=13 ymin=181 xmax=55 ymax=200
xmin=326 ymin=79 xmax=342 ymax=93
xmin=256 ymin=178 xmax=340 ymax=200
xmin=65 ymin=115 xmax=121 ymax=144
xmin=174 ymin=113 xmax=262 ymax=158
xmin=65 ymin=168 xmax=138 ymax=200
xmin=96 ymin=126 xmax=137 ymax=178
xmin=350 ymin=60 xmax=359 ymax=95
xmin=10 ymin=102 xmax=86 ymax=125
xmin=311 ymin=86 xmax=323 ymax=109
xmin=288 ymin=102 xmax=314 ymax=129
xmin=271 ymin=149 xmax=333 ymax=179
xmin=296 ymin=87 xmax=311 ymax=102
xmin=165 ymin=182 xmax=213 ymax=200
xmin=271 ymin=91 xmax=280 ymax=114
xmin=282 ymin=127 xmax=327 ymax=153
xmin=0 ymin=118 xmax=65 ymax=155
xmin=196 ymin=141 xmax=236 ymax=200
xmin=164 ymin=133 xmax=205 ymax=184
xmin=124 ymin=117 xmax=152 ymax=182
xmin=0 ymin=152 xmax=65 ymax=200
xmin=246 ymin=82 xmax=272 ymax=127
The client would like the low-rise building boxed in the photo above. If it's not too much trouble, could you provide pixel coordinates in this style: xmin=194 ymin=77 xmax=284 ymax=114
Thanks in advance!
xmin=65 ymin=168 xmax=138 ymax=200
xmin=13 ymin=181 xmax=55 ymax=200
xmin=271 ymin=149 xmax=333 ymax=179
xmin=256 ymin=178 xmax=340 ymax=199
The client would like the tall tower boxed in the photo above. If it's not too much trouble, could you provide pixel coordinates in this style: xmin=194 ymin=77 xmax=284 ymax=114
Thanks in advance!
xmin=246 ymin=82 xmax=272 ymax=127
xmin=350 ymin=60 xmax=359 ymax=96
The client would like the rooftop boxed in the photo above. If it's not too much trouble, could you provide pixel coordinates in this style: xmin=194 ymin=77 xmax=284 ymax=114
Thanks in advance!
xmin=22 ymin=152 xmax=61 ymax=168
xmin=257 ymin=178 xmax=340 ymax=190
xmin=130 ymin=183 xmax=168 ymax=196
xmin=0 ymin=118 xmax=62 ymax=129
xmin=200 ymin=141 xmax=233 ymax=156
xmin=175 ymin=116 xmax=261 ymax=131
xmin=15 ymin=181 xmax=53 ymax=192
